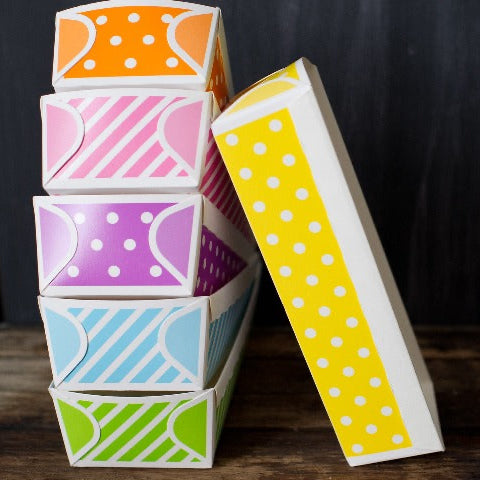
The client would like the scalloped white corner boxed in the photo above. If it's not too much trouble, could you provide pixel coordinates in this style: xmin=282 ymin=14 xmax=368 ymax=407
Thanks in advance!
xmin=52 ymin=13 xmax=96 ymax=83
xmin=41 ymin=99 xmax=85 ymax=184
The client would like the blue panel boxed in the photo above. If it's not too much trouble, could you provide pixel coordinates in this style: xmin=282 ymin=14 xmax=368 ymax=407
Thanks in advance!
xmin=164 ymin=308 xmax=202 ymax=377
xmin=44 ymin=308 xmax=81 ymax=377
xmin=67 ymin=308 xmax=83 ymax=317
xmin=81 ymin=309 xmax=109 ymax=333
xmin=131 ymin=353 xmax=166 ymax=383
xmin=156 ymin=366 xmax=180 ymax=383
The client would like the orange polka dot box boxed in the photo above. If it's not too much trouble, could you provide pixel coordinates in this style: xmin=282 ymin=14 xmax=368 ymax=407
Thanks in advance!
xmin=52 ymin=1 xmax=233 ymax=110
xmin=212 ymin=58 xmax=445 ymax=466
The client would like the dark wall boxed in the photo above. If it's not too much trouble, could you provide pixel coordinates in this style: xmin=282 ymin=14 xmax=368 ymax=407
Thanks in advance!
xmin=0 ymin=1 xmax=478 ymax=325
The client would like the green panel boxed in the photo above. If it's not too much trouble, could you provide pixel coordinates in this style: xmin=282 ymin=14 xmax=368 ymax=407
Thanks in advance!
xmin=172 ymin=399 xmax=208 ymax=457
xmin=94 ymin=403 xmax=168 ymax=461
xmin=58 ymin=399 xmax=95 ymax=456
xmin=167 ymin=449 xmax=189 ymax=463
xmin=77 ymin=400 xmax=93 ymax=409
xmin=143 ymin=438 xmax=175 ymax=462
xmin=91 ymin=403 xmax=118 ymax=422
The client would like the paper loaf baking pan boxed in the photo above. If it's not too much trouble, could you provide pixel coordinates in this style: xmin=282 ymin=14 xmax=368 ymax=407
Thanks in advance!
xmin=39 ymin=257 xmax=260 ymax=391
xmin=212 ymin=58 xmax=444 ymax=466
xmin=52 ymin=0 xmax=233 ymax=109
xmin=48 ymin=268 xmax=260 ymax=468
xmin=33 ymin=194 xmax=254 ymax=298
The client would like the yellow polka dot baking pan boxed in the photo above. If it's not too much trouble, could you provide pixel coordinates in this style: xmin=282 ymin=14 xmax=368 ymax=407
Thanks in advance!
xmin=52 ymin=1 xmax=233 ymax=109
xmin=212 ymin=58 xmax=444 ymax=466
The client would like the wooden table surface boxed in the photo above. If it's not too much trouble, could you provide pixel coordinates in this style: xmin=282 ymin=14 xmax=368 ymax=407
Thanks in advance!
xmin=1 ymin=325 xmax=479 ymax=479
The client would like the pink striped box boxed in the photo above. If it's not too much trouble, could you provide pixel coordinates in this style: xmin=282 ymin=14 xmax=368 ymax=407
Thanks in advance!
xmin=41 ymin=89 xmax=249 ymax=237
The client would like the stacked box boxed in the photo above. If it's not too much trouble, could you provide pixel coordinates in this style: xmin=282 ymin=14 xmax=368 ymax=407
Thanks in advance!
xmin=34 ymin=0 xmax=260 ymax=469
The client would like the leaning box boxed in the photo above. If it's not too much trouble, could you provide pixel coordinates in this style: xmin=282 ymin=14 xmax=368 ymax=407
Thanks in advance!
xmin=52 ymin=0 xmax=233 ymax=109
xmin=212 ymin=58 xmax=444 ymax=466
xmin=49 ymin=267 xmax=260 ymax=468
xmin=33 ymin=194 xmax=254 ymax=298
xmin=39 ymin=258 xmax=260 ymax=391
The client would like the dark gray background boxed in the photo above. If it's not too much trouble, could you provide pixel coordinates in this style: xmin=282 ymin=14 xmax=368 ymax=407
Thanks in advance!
xmin=0 ymin=1 xmax=478 ymax=325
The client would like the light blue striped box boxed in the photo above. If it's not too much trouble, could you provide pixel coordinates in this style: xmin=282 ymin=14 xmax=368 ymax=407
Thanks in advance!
xmin=40 ymin=258 xmax=260 ymax=392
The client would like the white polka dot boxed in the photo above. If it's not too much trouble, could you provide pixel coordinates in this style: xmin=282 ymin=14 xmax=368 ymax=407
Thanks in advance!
xmin=166 ymin=57 xmax=178 ymax=68
xmin=110 ymin=35 xmax=122 ymax=46
xmin=292 ymin=297 xmax=304 ymax=308
xmin=381 ymin=406 xmax=393 ymax=416
xmin=141 ymin=212 xmax=153 ymax=223
xmin=354 ymin=396 xmax=366 ymax=406
xmin=309 ymin=221 xmax=321 ymax=233
xmin=306 ymin=275 xmax=318 ymax=286
xmin=67 ymin=266 xmax=79 ymax=277
xmin=267 ymin=176 xmax=280 ymax=188
xmin=282 ymin=154 xmax=296 ymax=166
xmin=150 ymin=265 xmax=163 ymax=277
xmin=143 ymin=34 xmax=155 ymax=45
xmin=266 ymin=234 xmax=279 ymax=245
xmin=225 ymin=134 xmax=238 ymax=146
xmin=108 ymin=266 xmax=120 ymax=278
xmin=343 ymin=366 xmax=355 ymax=377
xmin=239 ymin=167 xmax=252 ymax=180
xmin=107 ymin=212 xmax=119 ymax=224
xmin=346 ymin=317 xmax=358 ymax=328
xmin=305 ymin=328 xmax=317 ymax=339
xmin=334 ymin=286 xmax=347 ymax=297
xmin=340 ymin=416 xmax=352 ymax=426
xmin=317 ymin=358 xmax=329 ymax=368
xmin=96 ymin=15 xmax=107 ymax=25
xmin=73 ymin=213 xmax=85 ymax=224
xmin=352 ymin=444 xmax=363 ymax=454
xmin=331 ymin=337 xmax=343 ymax=347
xmin=253 ymin=142 xmax=267 ymax=155
xmin=318 ymin=306 xmax=331 ymax=317
xmin=90 ymin=239 xmax=103 ymax=251
xmin=83 ymin=59 xmax=95 ymax=70
xmin=161 ymin=13 xmax=173 ymax=23
xmin=269 ymin=119 xmax=282 ymax=131
xmin=321 ymin=254 xmax=334 ymax=265
xmin=124 ymin=239 xmax=136 ymax=251
xmin=366 ymin=424 xmax=378 ymax=434
xmin=253 ymin=201 xmax=266 ymax=212
xmin=293 ymin=243 xmax=306 ymax=254
xmin=370 ymin=377 xmax=382 ymax=388
xmin=125 ymin=58 xmax=137 ymax=69
xmin=358 ymin=348 xmax=370 ymax=358
xmin=329 ymin=387 xmax=341 ymax=397
xmin=280 ymin=210 xmax=293 ymax=222
xmin=296 ymin=188 xmax=309 ymax=200
xmin=128 ymin=12 xmax=140 ymax=22
xmin=392 ymin=434 xmax=404 ymax=445
xmin=279 ymin=266 xmax=291 ymax=277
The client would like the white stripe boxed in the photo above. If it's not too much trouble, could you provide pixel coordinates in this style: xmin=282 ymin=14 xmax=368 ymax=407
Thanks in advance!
xmin=85 ymin=97 xmax=119 ymax=132
xmin=74 ymin=308 xmax=96 ymax=326
xmin=121 ymin=346 xmax=163 ymax=383
xmin=205 ymin=149 xmax=220 ymax=168
xmin=98 ymin=404 xmax=125 ymax=428
xmin=199 ymin=156 xmax=223 ymax=193
xmin=84 ymin=404 xmax=152 ymax=461
xmin=211 ymin=176 xmax=231 ymax=209
xmin=83 ymin=309 xmax=119 ymax=342
xmin=159 ymin=445 xmax=181 ymax=463
xmin=137 ymin=431 xmax=170 ymax=461
xmin=144 ymin=361 xmax=171 ymax=383
xmin=138 ymin=151 xmax=170 ymax=178
xmin=204 ymin=168 xmax=228 ymax=201
xmin=109 ymin=404 xmax=176 ymax=462
xmin=112 ymin=135 xmax=158 ymax=178
xmin=86 ymin=98 xmax=171 ymax=179
xmin=94 ymin=310 xmax=168 ymax=383
xmin=69 ymin=310 xmax=145 ymax=383
xmin=75 ymin=97 xmax=95 ymax=113
xmin=60 ymin=97 xmax=146 ymax=178
xmin=165 ymin=164 xmax=184 ymax=178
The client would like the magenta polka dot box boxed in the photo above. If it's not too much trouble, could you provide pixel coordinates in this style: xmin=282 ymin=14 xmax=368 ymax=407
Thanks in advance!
xmin=33 ymin=0 xmax=262 ymax=469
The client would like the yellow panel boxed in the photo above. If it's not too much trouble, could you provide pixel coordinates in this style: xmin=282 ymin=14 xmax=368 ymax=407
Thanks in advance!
xmin=215 ymin=108 xmax=411 ymax=457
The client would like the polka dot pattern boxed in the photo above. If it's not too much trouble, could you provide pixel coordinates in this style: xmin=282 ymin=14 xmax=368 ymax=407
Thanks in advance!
xmin=215 ymin=108 xmax=411 ymax=456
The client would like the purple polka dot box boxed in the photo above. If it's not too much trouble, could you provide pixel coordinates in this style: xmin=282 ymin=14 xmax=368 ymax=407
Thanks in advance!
xmin=33 ymin=194 xmax=256 ymax=298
